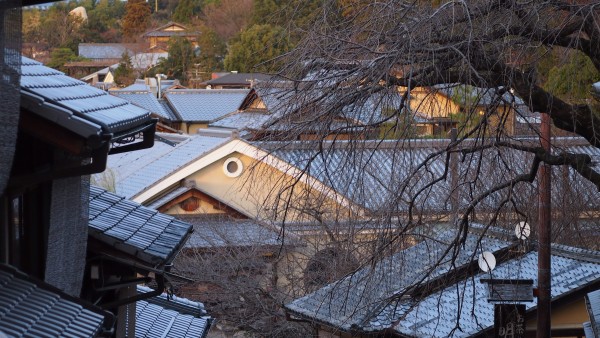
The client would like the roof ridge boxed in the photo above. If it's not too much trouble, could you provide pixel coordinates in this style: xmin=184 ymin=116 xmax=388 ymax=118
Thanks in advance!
xmin=548 ymin=243 xmax=600 ymax=263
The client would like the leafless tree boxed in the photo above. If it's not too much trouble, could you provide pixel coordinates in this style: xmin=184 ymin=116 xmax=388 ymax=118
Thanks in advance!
xmin=240 ymin=0 xmax=600 ymax=333
xmin=263 ymin=0 xmax=600 ymax=243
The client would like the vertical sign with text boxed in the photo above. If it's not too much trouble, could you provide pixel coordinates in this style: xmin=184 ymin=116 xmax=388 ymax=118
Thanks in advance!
xmin=494 ymin=304 xmax=526 ymax=338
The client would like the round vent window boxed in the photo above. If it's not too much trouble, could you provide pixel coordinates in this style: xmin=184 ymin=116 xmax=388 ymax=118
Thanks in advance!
xmin=223 ymin=157 xmax=243 ymax=177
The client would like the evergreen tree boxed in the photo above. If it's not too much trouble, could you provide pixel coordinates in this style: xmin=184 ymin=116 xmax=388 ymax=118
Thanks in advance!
xmin=172 ymin=0 xmax=202 ymax=24
xmin=122 ymin=0 xmax=151 ymax=41
xmin=545 ymin=51 xmax=600 ymax=104
xmin=47 ymin=48 xmax=86 ymax=72
xmin=114 ymin=52 xmax=135 ymax=86
xmin=154 ymin=37 xmax=197 ymax=84
xmin=224 ymin=24 xmax=291 ymax=73
xmin=196 ymin=24 xmax=226 ymax=76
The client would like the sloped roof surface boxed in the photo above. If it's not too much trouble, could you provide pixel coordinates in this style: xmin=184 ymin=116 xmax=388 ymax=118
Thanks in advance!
xmin=258 ymin=138 xmax=600 ymax=214
xmin=387 ymin=246 xmax=600 ymax=337
xmin=248 ymin=84 xmax=402 ymax=131
xmin=181 ymin=216 xmax=282 ymax=248
xmin=21 ymin=56 xmax=152 ymax=135
xmin=209 ymin=111 xmax=272 ymax=131
xmin=104 ymin=135 xmax=228 ymax=199
xmin=78 ymin=43 xmax=144 ymax=60
xmin=433 ymin=83 xmax=526 ymax=107
xmin=586 ymin=289 xmax=600 ymax=337
xmin=164 ymin=89 xmax=250 ymax=122
xmin=135 ymin=286 xmax=211 ymax=338
xmin=137 ymin=286 xmax=208 ymax=317
xmin=205 ymin=73 xmax=272 ymax=86
xmin=0 ymin=264 xmax=109 ymax=338
xmin=286 ymin=226 xmax=510 ymax=332
xmin=111 ymin=90 xmax=176 ymax=120
xmin=88 ymin=185 xmax=193 ymax=265
xmin=286 ymin=229 xmax=600 ymax=337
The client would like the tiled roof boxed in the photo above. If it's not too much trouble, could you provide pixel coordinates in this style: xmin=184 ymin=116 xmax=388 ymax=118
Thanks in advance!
xmin=164 ymin=89 xmax=250 ymax=122
xmin=21 ymin=56 xmax=153 ymax=136
xmin=247 ymin=85 xmax=401 ymax=131
xmin=586 ymin=289 xmax=600 ymax=337
xmin=120 ymin=81 xmax=151 ymax=91
xmin=257 ymin=138 xmax=600 ymax=214
xmin=180 ymin=216 xmax=283 ymax=248
xmin=209 ymin=110 xmax=272 ymax=131
xmin=104 ymin=135 xmax=228 ymax=199
xmin=88 ymin=185 xmax=193 ymax=266
xmin=111 ymin=90 xmax=176 ymax=120
xmin=286 ymin=228 xmax=600 ymax=337
xmin=0 ymin=264 xmax=112 ymax=338
xmin=205 ymin=73 xmax=272 ymax=87
xmin=159 ymin=99 xmax=177 ymax=119
xmin=285 ymin=225 xmax=511 ymax=332
xmin=78 ymin=43 xmax=144 ymax=60
xmin=584 ymin=321 xmax=594 ymax=338
xmin=135 ymin=286 xmax=211 ymax=338
xmin=137 ymin=286 xmax=208 ymax=317
xmin=432 ymin=83 xmax=526 ymax=107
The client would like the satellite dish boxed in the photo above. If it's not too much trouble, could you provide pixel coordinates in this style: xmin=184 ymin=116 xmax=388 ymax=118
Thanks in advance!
xmin=515 ymin=221 xmax=531 ymax=240
xmin=478 ymin=251 xmax=496 ymax=272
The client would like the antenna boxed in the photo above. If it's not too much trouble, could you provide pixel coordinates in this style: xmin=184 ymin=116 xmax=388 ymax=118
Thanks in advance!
xmin=478 ymin=251 xmax=496 ymax=272
xmin=515 ymin=221 xmax=531 ymax=240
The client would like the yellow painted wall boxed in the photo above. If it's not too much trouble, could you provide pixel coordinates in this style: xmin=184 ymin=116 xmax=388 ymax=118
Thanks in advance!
xmin=178 ymin=122 xmax=209 ymax=134
xmin=409 ymin=87 xmax=460 ymax=118
xmin=526 ymin=297 xmax=589 ymax=332
xmin=183 ymin=152 xmax=357 ymax=222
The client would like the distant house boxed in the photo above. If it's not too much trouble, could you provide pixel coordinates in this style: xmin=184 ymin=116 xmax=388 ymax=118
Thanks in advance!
xmin=285 ymin=225 xmax=600 ymax=337
xmin=80 ymin=64 xmax=117 ymax=88
xmin=75 ymin=43 xmax=167 ymax=84
xmin=209 ymin=85 xmax=389 ymax=140
xmin=100 ymin=134 xmax=600 ymax=233
xmin=163 ymin=89 xmax=250 ymax=134
xmin=110 ymin=86 xmax=179 ymax=131
xmin=406 ymin=84 xmax=542 ymax=137
xmin=143 ymin=22 xmax=200 ymax=50
xmin=79 ymin=43 xmax=145 ymax=62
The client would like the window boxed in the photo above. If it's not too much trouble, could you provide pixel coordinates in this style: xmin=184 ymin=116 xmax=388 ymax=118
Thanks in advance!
xmin=223 ymin=157 xmax=243 ymax=178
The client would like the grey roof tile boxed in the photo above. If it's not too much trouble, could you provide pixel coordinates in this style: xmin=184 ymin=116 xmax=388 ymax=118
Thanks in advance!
xmin=286 ymin=227 xmax=600 ymax=337
xmin=258 ymin=138 xmax=600 ymax=214
xmin=286 ymin=226 xmax=511 ymax=332
xmin=78 ymin=43 xmax=144 ymax=60
xmin=164 ymin=89 xmax=250 ymax=122
xmin=21 ymin=56 xmax=153 ymax=136
xmin=209 ymin=111 xmax=273 ymax=131
xmin=586 ymin=289 xmax=600 ymax=336
xmin=179 ymin=216 xmax=283 ymax=248
xmin=104 ymin=135 xmax=227 ymax=199
xmin=205 ymin=73 xmax=272 ymax=87
xmin=137 ymin=285 xmax=208 ymax=317
xmin=0 ymin=264 xmax=110 ymax=338
xmin=134 ymin=289 xmax=211 ymax=338
xmin=88 ymin=185 xmax=193 ymax=265
xmin=388 ymin=248 xmax=600 ymax=337
xmin=111 ymin=90 xmax=176 ymax=120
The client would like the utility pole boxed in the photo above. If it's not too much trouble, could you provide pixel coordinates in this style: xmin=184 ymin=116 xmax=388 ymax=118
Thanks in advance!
xmin=537 ymin=112 xmax=552 ymax=337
